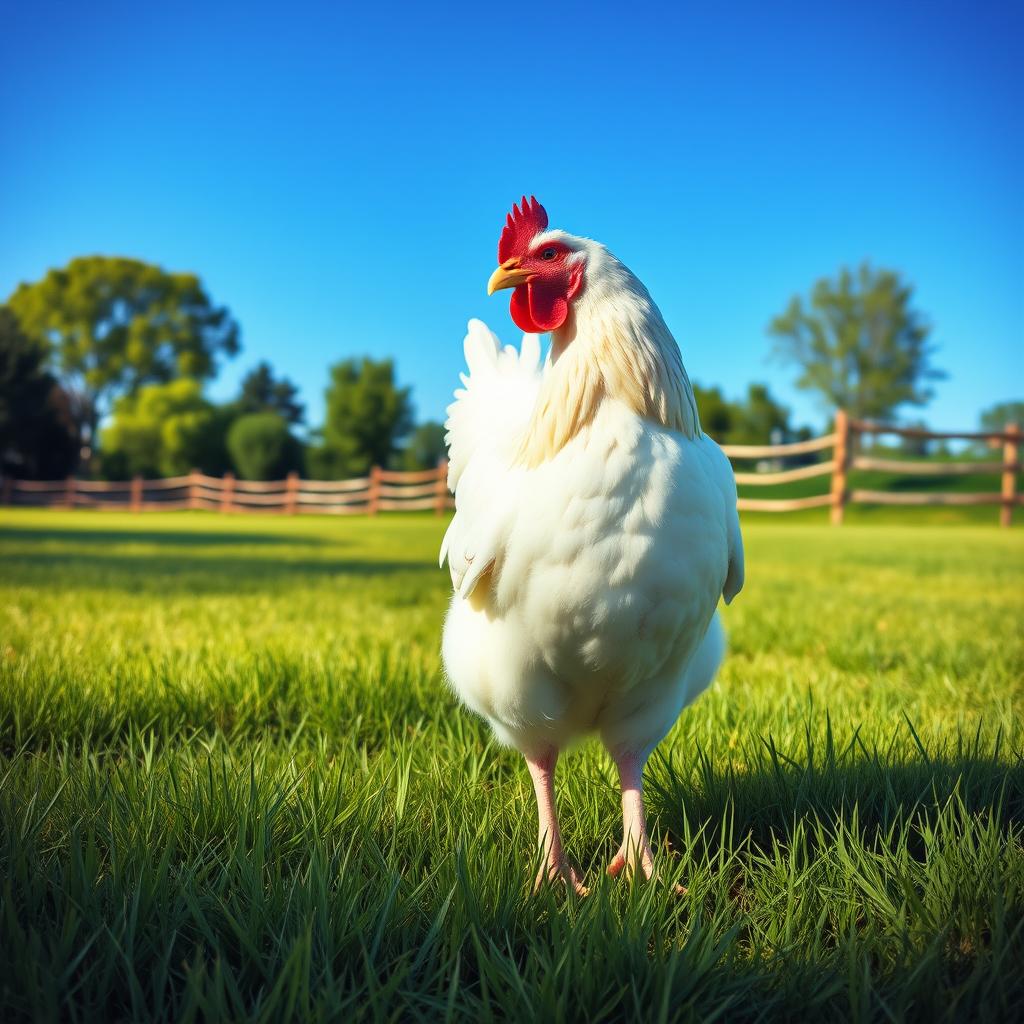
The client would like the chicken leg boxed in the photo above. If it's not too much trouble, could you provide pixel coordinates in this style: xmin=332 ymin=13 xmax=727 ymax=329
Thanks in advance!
xmin=525 ymin=748 xmax=588 ymax=896
xmin=607 ymin=749 xmax=684 ymax=891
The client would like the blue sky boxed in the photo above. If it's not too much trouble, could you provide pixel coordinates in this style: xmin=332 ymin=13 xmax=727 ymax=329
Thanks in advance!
xmin=2 ymin=1 xmax=1021 ymax=433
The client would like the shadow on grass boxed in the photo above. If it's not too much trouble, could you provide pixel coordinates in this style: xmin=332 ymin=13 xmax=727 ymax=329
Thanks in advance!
xmin=632 ymin=735 xmax=1024 ymax=1018
xmin=0 ymin=549 xmax=438 ymax=593
xmin=649 ymin=723 xmax=1024 ymax=853
xmin=0 ymin=526 xmax=326 ymax=548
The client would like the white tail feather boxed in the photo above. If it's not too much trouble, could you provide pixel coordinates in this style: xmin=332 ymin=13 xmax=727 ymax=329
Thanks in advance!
xmin=444 ymin=320 xmax=542 ymax=492
xmin=440 ymin=320 xmax=543 ymax=594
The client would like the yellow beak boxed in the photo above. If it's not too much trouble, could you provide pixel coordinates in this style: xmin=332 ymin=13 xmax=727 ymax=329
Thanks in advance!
xmin=487 ymin=258 xmax=534 ymax=295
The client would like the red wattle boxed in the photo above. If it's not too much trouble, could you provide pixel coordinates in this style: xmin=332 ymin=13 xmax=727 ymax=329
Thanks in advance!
xmin=510 ymin=281 xmax=569 ymax=333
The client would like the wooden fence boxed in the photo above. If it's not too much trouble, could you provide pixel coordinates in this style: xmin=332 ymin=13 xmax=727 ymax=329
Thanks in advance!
xmin=1 ymin=465 xmax=453 ymax=516
xmin=2 ymin=415 xmax=1020 ymax=525
xmin=722 ymin=411 xmax=1021 ymax=526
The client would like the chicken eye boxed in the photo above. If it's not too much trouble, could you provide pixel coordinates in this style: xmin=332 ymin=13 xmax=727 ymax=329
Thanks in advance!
xmin=539 ymin=247 xmax=557 ymax=261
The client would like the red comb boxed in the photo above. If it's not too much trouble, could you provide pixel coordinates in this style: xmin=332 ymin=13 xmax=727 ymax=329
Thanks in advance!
xmin=498 ymin=195 xmax=549 ymax=263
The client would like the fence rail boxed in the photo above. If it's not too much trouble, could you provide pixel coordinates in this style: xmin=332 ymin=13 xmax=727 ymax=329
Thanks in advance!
xmin=720 ymin=411 xmax=1021 ymax=526
xmin=2 ymin=415 xmax=1021 ymax=525
xmin=1 ymin=465 xmax=455 ymax=516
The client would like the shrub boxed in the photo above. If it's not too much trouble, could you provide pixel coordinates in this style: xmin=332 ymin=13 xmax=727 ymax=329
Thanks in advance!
xmin=98 ymin=379 xmax=232 ymax=479
xmin=227 ymin=412 xmax=303 ymax=480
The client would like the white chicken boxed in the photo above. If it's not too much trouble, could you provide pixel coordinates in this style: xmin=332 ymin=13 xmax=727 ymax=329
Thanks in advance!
xmin=440 ymin=197 xmax=744 ymax=893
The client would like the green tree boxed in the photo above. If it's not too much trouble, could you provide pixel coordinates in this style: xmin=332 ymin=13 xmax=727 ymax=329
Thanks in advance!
xmin=729 ymin=383 xmax=791 ymax=445
xmin=895 ymin=418 xmax=934 ymax=457
xmin=7 ymin=256 xmax=239 ymax=446
xmin=768 ymin=264 xmax=943 ymax=422
xmin=234 ymin=361 xmax=304 ymax=424
xmin=306 ymin=358 xmax=413 ymax=478
xmin=0 ymin=307 xmax=79 ymax=478
xmin=692 ymin=381 xmax=793 ymax=446
xmin=400 ymin=421 xmax=447 ymax=470
xmin=227 ymin=412 xmax=303 ymax=480
xmin=99 ymin=379 xmax=232 ymax=479
xmin=691 ymin=384 xmax=734 ymax=442
xmin=979 ymin=400 xmax=1024 ymax=434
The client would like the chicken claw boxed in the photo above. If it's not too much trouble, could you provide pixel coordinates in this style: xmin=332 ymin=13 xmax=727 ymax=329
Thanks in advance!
xmin=606 ymin=837 xmax=685 ymax=894
xmin=534 ymin=856 xmax=589 ymax=897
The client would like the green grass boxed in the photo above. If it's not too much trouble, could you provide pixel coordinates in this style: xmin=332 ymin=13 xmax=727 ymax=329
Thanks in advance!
xmin=1 ymin=509 xmax=1022 ymax=1023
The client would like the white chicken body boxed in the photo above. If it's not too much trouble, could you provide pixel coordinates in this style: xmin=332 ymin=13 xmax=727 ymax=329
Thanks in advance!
xmin=441 ymin=233 xmax=743 ymax=758
xmin=443 ymin=392 xmax=734 ymax=757
xmin=440 ymin=210 xmax=743 ymax=890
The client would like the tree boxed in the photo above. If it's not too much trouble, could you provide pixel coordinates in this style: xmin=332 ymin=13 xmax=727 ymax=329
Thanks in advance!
xmin=975 ymin=400 xmax=1024 ymax=454
xmin=979 ymin=400 xmax=1024 ymax=434
xmin=691 ymin=384 xmax=734 ymax=442
xmin=6 ymin=256 xmax=239 ymax=447
xmin=692 ymin=381 xmax=794 ymax=446
xmin=306 ymin=358 xmax=413 ymax=478
xmin=728 ymin=383 xmax=791 ymax=446
xmin=0 ymin=307 xmax=79 ymax=478
xmin=98 ymin=379 xmax=232 ymax=479
xmin=400 ymin=421 xmax=447 ymax=470
xmin=898 ymin=418 xmax=933 ymax=457
xmin=227 ymin=412 xmax=303 ymax=480
xmin=234 ymin=361 xmax=304 ymax=424
xmin=768 ymin=264 xmax=943 ymax=422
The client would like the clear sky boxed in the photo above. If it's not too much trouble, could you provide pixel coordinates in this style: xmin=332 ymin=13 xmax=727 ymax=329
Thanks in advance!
xmin=2 ymin=0 xmax=1021 ymax=433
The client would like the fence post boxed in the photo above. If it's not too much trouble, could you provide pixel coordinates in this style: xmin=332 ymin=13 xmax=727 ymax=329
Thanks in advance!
xmin=285 ymin=471 xmax=300 ymax=515
xmin=434 ymin=460 xmax=449 ymax=515
xmin=1001 ymin=423 xmax=1020 ymax=528
xmin=188 ymin=469 xmax=200 ymax=511
xmin=130 ymin=475 xmax=143 ymax=513
xmin=222 ymin=472 xmax=235 ymax=514
xmin=367 ymin=466 xmax=382 ymax=515
xmin=830 ymin=410 xmax=850 ymax=526
xmin=65 ymin=475 xmax=76 ymax=510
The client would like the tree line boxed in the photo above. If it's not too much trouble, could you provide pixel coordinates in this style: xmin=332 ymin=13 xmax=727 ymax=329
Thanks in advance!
xmin=0 ymin=257 xmax=443 ymax=481
xmin=1 ymin=254 xmax=1017 ymax=481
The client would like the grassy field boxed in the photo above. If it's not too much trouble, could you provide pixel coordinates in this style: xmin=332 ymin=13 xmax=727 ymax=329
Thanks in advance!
xmin=1 ymin=509 xmax=1022 ymax=1022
